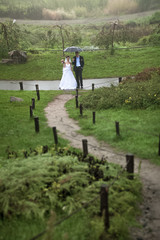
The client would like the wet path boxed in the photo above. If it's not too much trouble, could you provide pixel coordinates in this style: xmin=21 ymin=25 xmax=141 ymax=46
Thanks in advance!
xmin=0 ymin=78 xmax=118 ymax=90
xmin=45 ymin=94 xmax=160 ymax=240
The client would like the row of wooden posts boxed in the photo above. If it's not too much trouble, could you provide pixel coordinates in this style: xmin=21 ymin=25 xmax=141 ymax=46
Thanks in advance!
xmin=27 ymin=83 xmax=137 ymax=234
xmin=28 ymin=83 xmax=160 ymax=157
xmin=75 ymin=90 xmax=160 ymax=156
xmin=19 ymin=77 xmax=122 ymax=92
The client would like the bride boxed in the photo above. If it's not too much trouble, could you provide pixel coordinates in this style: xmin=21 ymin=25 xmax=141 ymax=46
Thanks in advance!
xmin=59 ymin=55 xmax=77 ymax=90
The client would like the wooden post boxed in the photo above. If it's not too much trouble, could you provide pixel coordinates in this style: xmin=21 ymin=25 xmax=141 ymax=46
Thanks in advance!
xmin=82 ymin=139 xmax=88 ymax=157
xmin=126 ymin=154 xmax=134 ymax=180
xmin=53 ymin=127 xmax=58 ymax=145
xmin=115 ymin=121 xmax=120 ymax=136
xmin=80 ymin=104 xmax=83 ymax=116
xmin=30 ymin=106 xmax=33 ymax=118
xmin=119 ymin=77 xmax=122 ymax=83
xmin=32 ymin=98 xmax=35 ymax=110
xmin=34 ymin=117 xmax=39 ymax=133
xmin=35 ymin=84 xmax=39 ymax=91
xmin=19 ymin=82 xmax=23 ymax=90
xmin=75 ymin=95 xmax=78 ymax=108
xmin=76 ymin=88 xmax=78 ymax=97
xmin=100 ymin=185 xmax=109 ymax=231
xmin=92 ymin=83 xmax=94 ymax=91
xmin=158 ymin=134 xmax=160 ymax=156
xmin=93 ymin=112 xmax=96 ymax=124
xmin=35 ymin=84 xmax=40 ymax=100
xmin=36 ymin=90 xmax=40 ymax=100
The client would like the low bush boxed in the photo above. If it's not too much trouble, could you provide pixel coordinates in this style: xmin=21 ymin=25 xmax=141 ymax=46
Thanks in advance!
xmin=80 ymin=69 xmax=160 ymax=110
xmin=138 ymin=33 xmax=160 ymax=46
xmin=0 ymin=146 xmax=142 ymax=240
xmin=73 ymin=6 xmax=88 ymax=18
xmin=149 ymin=11 xmax=160 ymax=24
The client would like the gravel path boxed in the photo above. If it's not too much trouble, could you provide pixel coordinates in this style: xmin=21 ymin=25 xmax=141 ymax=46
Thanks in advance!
xmin=45 ymin=94 xmax=160 ymax=240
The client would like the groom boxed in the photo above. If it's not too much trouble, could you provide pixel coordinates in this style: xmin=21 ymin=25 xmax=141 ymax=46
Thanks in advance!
xmin=72 ymin=51 xmax=84 ymax=89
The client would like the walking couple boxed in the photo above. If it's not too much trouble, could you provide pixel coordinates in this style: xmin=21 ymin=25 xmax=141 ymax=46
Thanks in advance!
xmin=59 ymin=51 xmax=84 ymax=90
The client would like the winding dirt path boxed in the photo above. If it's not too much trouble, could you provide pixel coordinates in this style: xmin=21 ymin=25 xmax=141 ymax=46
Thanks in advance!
xmin=45 ymin=94 xmax=160 ymax=240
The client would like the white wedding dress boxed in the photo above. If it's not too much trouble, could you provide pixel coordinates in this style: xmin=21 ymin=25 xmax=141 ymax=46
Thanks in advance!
xmin=59 ymin=63 xmax=77 ymax=90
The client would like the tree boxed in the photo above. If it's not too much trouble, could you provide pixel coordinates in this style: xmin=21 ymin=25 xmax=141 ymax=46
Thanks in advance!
xmin=53 ymin=25 xmax=82 ymax=55
xmin=93 ymin=21 xmax=119 ymax=50
xmin=0 ymin=20 xmax=20 ymax=57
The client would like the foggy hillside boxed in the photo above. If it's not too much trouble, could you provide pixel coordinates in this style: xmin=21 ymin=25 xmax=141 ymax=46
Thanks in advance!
xmin=0 ymin=0 xmax=160 ymax=20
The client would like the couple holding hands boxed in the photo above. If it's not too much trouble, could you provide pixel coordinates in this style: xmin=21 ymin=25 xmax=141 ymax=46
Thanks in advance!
xmin=59 ymin=51 xmax=84 ymax=90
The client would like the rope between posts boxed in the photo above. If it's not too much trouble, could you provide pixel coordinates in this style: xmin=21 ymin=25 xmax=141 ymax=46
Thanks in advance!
xmin=30 ymin=194 xmax=100 ymax=240
xmin=60 ymin=131 xmax=125 ymax=157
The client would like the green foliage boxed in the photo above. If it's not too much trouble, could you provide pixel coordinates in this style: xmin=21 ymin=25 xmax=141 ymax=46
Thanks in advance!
xmin=0 ymin=146 xmax=142 ymax=240
xmin=136 ymin=0 xmax=160 ymax=11
xmin=93 ymin=22 xmax=153 ymax=49
xmin=149 ymin=11 xmax=160 ymax=24
xmin=148 ymin=33 xmax=160 ymax=46
xmin=0 ymin=20 xmax=21 ymax=57
xmin=0 ymin=23 xmax=82 ymax=57
xmin=80 ymin=71 xmax=160 ymax=110
xmin=0 ymin=153 xmax=77 ymax=219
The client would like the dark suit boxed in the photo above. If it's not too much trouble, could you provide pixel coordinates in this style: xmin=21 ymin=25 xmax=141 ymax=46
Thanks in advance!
xmin=72 ymin=55 xmax=84 ymax=88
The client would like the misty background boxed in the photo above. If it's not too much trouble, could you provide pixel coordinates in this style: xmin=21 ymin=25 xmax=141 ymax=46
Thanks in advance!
xmin=0 ymin=0 xmax=160 ymax=20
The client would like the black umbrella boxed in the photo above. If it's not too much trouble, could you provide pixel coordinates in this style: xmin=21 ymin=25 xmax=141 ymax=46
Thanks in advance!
xmin=64 ymin=46 xmax=83 ymax=52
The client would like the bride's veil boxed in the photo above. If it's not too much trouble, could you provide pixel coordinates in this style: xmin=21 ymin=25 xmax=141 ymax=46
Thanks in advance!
xmin=65 ymin=57 xmax=71 ymax=63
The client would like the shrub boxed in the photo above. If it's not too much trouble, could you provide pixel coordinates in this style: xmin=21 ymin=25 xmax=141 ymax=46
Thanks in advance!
xmin=80 ymin=69 xmax=160 ymax=110
xmin=105 ymin=0 xmax=138 ymax=15
xmin=42 ymin=8 xmax=76 ymax=20
xmin=149 ymin=11 xmax=160 ymax=24
xmin=0 ymin=146 xmax=142 ymax=239
xmin=138 ymin=33 xmax=160 ymax=46
xmin=148 ymin=33 xmax=160 ymax=46
xmin=73 ymin=6 xmax=88 ymax=18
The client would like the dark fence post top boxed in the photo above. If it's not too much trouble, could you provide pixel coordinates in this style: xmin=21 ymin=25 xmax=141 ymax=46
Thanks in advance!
xmin=101 ymin=184 xmax=108 ymax=191
xmin=126 ymin=153 xmax=134 ymax=157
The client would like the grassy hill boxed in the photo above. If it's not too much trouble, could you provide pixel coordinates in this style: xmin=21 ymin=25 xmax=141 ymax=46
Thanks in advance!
xmin=0 ymin=0 xmax=160 ymax=20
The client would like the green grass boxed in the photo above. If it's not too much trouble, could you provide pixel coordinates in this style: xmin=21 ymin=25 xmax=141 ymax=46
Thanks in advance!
xmin=0 ymin=217 xmax=46 ymax=240
xmin=66 ymin=73 xmax=160 ymax=164
xmin=66 ymin=98 xmax=160 ymax=165
xmin=0 ymin=47 xmax=160 ymax=80
xmin=0 ymin=90 xmax=68 ymax=158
